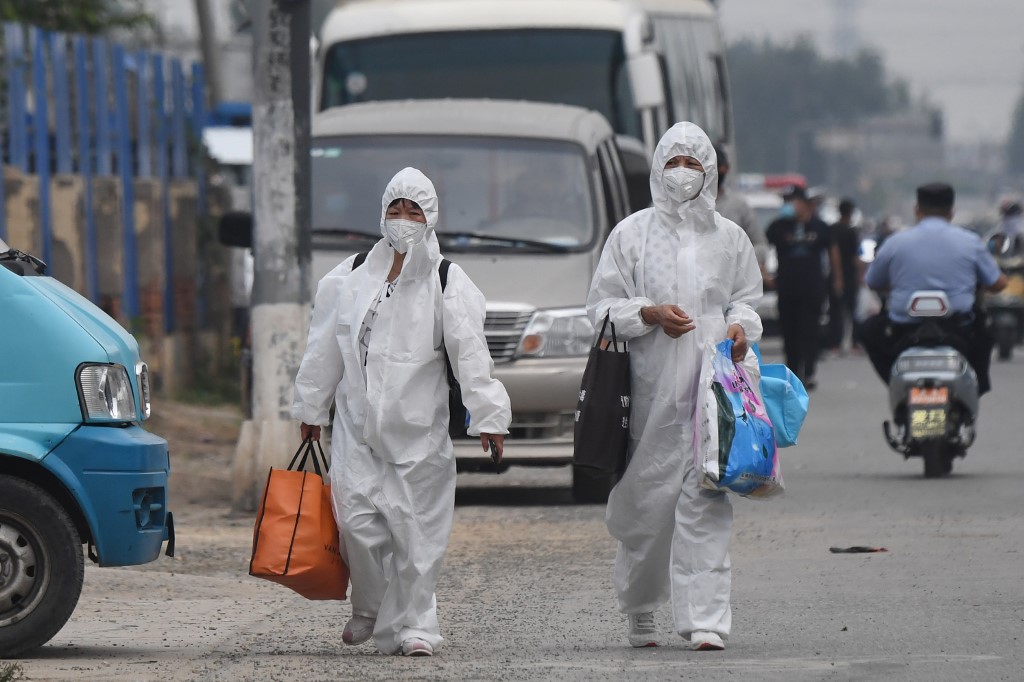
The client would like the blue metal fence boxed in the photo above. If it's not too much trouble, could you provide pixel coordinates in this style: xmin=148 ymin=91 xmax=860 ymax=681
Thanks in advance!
xmin=1 ymin=23 xmax=205 ymax=332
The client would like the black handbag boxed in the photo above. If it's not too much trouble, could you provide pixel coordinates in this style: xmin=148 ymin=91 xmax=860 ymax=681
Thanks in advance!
xmin=573 ymin=315 xmax=631 ymax=474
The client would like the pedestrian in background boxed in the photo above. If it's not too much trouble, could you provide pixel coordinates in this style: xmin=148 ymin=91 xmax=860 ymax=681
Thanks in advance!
xmin=292 ymin=168 xmax=511 ymax=657
xmin=587 ymin=122 xmax=763 ymax=652
xmin=825 ymin=198 xmax=864 ymax=355
xmin=713 ymin=143 xmax=769 ymax=274
xmin=766 ymin=185 xmax=835 ymax=389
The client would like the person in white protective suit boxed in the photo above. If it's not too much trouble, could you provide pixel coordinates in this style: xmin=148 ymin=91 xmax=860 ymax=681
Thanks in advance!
xmin=586 ymin=122 xmax=763 ymax=651
xmin=292 ymin=167 xmax=511 ymax=657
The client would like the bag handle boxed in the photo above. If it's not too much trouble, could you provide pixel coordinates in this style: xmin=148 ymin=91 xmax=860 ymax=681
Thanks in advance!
xmin=287 ymin=437 xmax=329 ymax=476
xmin=597 ymin=314 xmax=621 ymax=353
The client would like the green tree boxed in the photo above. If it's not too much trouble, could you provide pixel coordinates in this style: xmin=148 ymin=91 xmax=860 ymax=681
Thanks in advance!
xmin=727 ymin=36 xmax=914 ymax=178
xmin=0 ymin=0 xmax=154 ymax=34
xmin=1008 ymin=90 xmax=1024 ymax=175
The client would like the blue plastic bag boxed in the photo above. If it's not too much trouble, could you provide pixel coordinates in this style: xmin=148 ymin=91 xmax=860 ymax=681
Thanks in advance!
xmin=750 ymin=344 xmax=809 ymax=448
xmin=759 ymin=364 xmax=809 ymax=447
xmin=695 ymin=340 xmax=783 ymax=499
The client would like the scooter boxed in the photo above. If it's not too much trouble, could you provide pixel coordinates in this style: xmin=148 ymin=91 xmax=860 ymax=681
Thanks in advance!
xmin=883 ymin=291 xmax=978 ymax=478
xmin=984 ymin=232 xmax=1024 ymax=361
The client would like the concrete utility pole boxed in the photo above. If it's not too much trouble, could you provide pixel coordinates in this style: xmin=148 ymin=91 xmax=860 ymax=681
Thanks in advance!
xmin=193 ymin=0 xmax=224 ymax=106
xmin=233 ymin=0 xmax=312 ymax=510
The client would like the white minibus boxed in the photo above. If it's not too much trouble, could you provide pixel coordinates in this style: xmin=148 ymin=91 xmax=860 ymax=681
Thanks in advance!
xmin=316 ymin=0 xmax=733 ymax=156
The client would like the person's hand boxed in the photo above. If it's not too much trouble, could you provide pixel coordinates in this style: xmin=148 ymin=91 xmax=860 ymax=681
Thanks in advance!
xmin=481 ymin=433 xmax=505 ymax=462
xmin=726 ymin=324 xmax=748 ymax=362
xmin=300 ymin=423 xmax=321 ymax=442
xmin=641 ymin=304 xmax=696 ymax=338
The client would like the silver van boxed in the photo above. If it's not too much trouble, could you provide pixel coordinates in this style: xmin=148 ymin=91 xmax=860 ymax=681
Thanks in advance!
xmin=308 ymin=99 xmax=648 ymax=500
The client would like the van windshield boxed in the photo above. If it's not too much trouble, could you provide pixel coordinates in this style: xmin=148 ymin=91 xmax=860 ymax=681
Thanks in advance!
xmin=321 ymin=30 xmax=641 ymax=139
xmin=312 ymin=135 xmax=595 ymax=251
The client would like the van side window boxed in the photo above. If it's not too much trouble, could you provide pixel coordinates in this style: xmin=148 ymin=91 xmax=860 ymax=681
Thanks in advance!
xmin=596 ymin=143 xmax=625 ymax=228
xmin=617 ymin=145 xmax=652 ymax=213
xmin=603 ymin=141 xmax=633 ymax=215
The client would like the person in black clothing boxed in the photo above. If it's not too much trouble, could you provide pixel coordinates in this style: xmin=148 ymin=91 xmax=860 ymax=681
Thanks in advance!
xmin=766 ymin=186 xmax=835 ymax=389
xmin=825 ymin=198 xmax=863 ymax=353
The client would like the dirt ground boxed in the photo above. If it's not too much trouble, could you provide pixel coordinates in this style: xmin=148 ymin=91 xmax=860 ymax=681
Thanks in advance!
xmin=146 ymin=399 xmax=244 ymax=509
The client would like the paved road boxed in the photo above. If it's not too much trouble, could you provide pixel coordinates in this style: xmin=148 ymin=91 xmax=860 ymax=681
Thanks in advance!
xmin=14 ymin=345 xmax=1024 ymax=681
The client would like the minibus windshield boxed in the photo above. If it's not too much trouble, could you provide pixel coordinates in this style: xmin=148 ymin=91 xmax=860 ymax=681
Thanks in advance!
xmin=321 ymin=29 xmax=641 ymax=139
xmin=311 ymin=135 xmax=595 ymax=252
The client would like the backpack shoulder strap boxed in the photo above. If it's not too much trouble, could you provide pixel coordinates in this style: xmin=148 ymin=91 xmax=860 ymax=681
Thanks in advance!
xmin=438 ymin=258 xmax=452 ymax=291
xmin=353 ymin=253 xmax=446 ymax=284
xmin=437 ymin=258 xmax=457 ymax=385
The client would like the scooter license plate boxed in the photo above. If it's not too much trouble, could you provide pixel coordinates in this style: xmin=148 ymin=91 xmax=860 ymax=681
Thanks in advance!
xmin=909 ymin=387 xmax=949 ymax=438
xmin=909 ymin=387 xmax=949 ymax=405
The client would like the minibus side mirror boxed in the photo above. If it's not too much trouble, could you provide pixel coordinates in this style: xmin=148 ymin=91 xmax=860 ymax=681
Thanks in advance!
xmin=219 ymin=211 xmax=254 ymax=249
xmin=627 ymin=52 xmax=666 ymax=110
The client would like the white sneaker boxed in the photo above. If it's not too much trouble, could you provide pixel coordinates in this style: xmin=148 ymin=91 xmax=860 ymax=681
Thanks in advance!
xmin=401 ymin=637 xmax=434 ymax=657
xmin=628 ymin=612 xmax=659 ymax=648
xmin=342 ymin=615 xmax=375 ymax=645
xmin=690 ymin=630 xmax=725 ymax=651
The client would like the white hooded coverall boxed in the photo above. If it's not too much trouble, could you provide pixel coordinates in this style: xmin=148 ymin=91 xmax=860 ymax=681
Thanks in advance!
xmin=586 ymin=123 xmax=763 ymax=640
xmin=292 ymin=168 xmax=511 ymax=654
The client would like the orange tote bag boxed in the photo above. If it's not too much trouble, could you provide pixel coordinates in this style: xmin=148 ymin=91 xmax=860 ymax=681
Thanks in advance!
xmin=249 ymin=438 xmax=350 ymax=600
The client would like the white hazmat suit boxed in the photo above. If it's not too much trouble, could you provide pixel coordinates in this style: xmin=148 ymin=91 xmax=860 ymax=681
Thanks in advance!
xmin=586 ymin=123 xmax=763 ymax=641
xmin=292 ymin=168 xmax=511 ymax=654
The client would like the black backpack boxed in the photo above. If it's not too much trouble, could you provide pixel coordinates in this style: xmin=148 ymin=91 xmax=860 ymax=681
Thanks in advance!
xmin=351 ymin=252 xmax=469 ymax=438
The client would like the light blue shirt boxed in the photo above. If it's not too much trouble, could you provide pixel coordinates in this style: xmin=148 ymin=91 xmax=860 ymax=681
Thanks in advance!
xmin=866 ymin=217 xmax=1002 ymax=323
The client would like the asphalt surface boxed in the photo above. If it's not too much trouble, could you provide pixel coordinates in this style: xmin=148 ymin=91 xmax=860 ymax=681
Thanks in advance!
xmin=13 ymin=342 xmax=1024 ymax=681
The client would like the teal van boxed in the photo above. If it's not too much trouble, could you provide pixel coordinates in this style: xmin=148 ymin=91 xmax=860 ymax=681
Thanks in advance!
xmin=0 ymin=238 xmax=174 ymax=657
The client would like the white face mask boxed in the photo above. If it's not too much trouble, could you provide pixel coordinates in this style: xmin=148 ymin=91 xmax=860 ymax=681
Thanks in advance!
xmin=663 ymin=167 xmax=705 ymax=202
xmin=384 ymin=218 xmax=427 ymax=254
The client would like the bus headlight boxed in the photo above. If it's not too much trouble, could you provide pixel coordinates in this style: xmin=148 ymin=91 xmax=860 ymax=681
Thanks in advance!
xmin=516 ymin=308 xmax=595 ymax=358
xmin=77 ymin=364 xmax=138 ymax=422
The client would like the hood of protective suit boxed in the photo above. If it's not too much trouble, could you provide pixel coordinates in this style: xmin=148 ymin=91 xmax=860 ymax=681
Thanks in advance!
xmin=378 ymin=166 xmax=442 ymax=278
xmin=650 ymin=122 xmax=719 ymax=231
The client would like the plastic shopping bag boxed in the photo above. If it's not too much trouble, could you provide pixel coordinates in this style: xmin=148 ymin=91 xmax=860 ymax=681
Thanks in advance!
xmin=695 ymin=340 xmax=784 ymax=499
xmin=854 ymin=284 xmax=882 ymax=323
xmin=750 ymin=344 xmax=809 ymax=448
xmin=758 ymin=364 xmax=809 ymax=448
xmin=249 ymin=438 xmax=350 ymax=600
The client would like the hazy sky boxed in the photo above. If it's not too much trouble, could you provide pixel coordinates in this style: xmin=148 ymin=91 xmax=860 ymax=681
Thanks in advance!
xmin=717 ymin=0 xmax=1024 ymax=144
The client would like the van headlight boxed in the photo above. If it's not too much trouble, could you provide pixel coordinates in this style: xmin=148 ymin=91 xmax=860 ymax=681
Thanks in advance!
xmin=516 ymin=308 xmax=595 ymax=358
xmin=77 ymin=363 xmax=138 ymax=422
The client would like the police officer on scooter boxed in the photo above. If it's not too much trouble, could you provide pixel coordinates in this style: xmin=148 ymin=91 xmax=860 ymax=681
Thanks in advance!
xmin=860 ymin=183 xmax=1008 ymax=394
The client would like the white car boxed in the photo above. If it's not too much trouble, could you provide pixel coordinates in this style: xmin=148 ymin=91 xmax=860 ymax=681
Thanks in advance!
xmin=741 ymin=190 xmax=783 ymax=336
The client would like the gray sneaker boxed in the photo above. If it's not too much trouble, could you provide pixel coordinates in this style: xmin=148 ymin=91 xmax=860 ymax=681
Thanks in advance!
xmin=342 ymin=615 xmax=375 ymax=645
xmin=628 ymin=612 xmax=658 ymax=648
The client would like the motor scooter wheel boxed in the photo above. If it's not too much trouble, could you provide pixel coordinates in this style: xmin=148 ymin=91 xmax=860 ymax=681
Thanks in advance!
xmin=921 ymin=441 xmax=953 ymax=478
